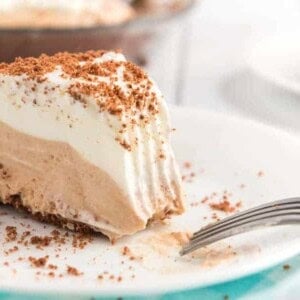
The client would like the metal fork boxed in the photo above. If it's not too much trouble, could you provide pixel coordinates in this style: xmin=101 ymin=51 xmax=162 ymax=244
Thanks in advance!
xmin=180 ymin=197 xmax=300 ymax=256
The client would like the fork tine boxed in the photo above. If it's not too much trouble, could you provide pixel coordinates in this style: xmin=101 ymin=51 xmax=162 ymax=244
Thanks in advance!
xmin=180 ymin=197 xmax=300 ymax=256
xmin=192 ymin=203 xmax=300 ymax=241
xmin=180 ymin=213 xmax=300 ymax=256
xmin=192 ymin=198 xmax=300 ymax=239
xmin=191 ymin=207 xmax=300 ymax=243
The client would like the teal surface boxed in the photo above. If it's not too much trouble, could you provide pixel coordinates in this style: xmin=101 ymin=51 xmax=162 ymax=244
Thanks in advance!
xmin=0 ymin=255 xmax=299 ymax=300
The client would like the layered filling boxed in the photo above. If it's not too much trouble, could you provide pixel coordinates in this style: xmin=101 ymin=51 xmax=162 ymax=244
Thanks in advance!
xmin=0 ymin=51 xmax=184 ymax=239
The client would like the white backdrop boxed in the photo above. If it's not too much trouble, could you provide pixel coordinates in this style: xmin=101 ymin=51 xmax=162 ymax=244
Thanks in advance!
xmin=155 ymin=0 xmax=300 ymax=134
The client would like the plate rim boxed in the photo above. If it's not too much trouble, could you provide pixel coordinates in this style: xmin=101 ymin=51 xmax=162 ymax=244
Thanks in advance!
xmin=0 ymin=106 xmax=300 ymax=297
xmin=246 ymin=32 xmax=300 ymax=95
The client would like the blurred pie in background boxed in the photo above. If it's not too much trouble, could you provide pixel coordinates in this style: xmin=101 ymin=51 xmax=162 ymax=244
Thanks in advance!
xmin=0 ymin=0 xmax=135 ymax=28
xmin=0 ymin=0 xmax=195 ymax=101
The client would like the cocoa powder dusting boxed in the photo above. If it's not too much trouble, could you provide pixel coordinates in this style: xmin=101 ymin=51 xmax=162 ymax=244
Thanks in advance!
xmin=0 ymin=50 xmax=162 ymax=152
xmin=0 ymin=51 xmax=159 ymax=120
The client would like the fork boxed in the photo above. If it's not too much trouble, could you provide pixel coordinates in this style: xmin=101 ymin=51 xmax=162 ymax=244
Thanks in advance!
xmin=180 ymin=197 xmax=300 ymax=256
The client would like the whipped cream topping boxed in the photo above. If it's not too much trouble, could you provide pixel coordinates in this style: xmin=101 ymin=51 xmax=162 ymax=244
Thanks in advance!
xmin=0 ymin=51 xmax=183 ymax=237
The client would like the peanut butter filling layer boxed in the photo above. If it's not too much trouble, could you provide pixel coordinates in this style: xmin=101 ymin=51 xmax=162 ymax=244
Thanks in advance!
xmin=0 ymin=120 xmax=183 ymax=239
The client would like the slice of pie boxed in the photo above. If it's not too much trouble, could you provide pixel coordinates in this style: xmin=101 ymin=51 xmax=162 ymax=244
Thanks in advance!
xmin=0 ymin=50 xmax=184 ymax=240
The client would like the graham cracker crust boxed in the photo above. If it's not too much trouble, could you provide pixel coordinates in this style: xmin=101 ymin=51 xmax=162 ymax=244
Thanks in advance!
xmin=0 ymin=194 xmax=96 ymax=234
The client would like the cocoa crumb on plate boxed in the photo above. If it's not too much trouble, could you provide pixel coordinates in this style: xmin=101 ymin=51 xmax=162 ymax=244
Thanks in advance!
xmin=28 ymin=255 xmax=49 ymax=268
xmin=67 ymin=265 xmax=83 ymax=276
xmin=5 ymin=226 xmax=17 ymax=242
xmin=257 ymin=170 xmax=265 ymax=177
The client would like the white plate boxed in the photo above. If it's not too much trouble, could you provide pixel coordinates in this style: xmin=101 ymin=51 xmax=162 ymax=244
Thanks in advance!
xmin=0 ymin=106 xmax=300 ymax=297
xmin=247 ymin=33 xmax=300 ymax=94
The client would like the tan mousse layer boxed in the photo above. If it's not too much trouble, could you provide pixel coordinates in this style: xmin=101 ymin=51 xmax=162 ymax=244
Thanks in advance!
xmin=0 ymin=120 xmax=183 ymax=239
xmin=0 ymin=120 xmax=146 ymax=239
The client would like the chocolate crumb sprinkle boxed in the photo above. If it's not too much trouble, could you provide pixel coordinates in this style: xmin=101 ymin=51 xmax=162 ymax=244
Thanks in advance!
xmin=67 ymin=265 xmax=83 ymax=276
xmin=5 ymin=226 xmax=17 ymax=242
